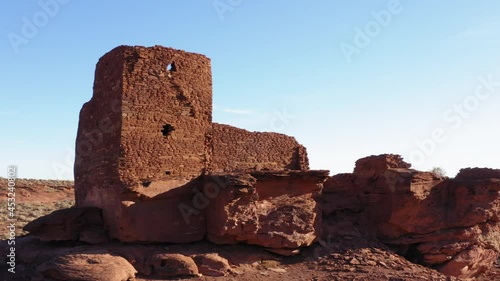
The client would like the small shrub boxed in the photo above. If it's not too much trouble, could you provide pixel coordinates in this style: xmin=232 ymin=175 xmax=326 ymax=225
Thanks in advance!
xmin=430 ymin=167 xmax=447 ymax=177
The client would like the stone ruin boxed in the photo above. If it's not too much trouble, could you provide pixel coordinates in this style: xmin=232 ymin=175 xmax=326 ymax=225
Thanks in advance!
xmin=73 ymin=45 xmax=321 ymax=249
xmin=21 ymin=45 xmax=500 ymax=279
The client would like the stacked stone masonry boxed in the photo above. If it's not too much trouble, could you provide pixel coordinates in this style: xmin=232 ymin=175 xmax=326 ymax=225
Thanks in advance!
xmin=74 ymin=45 xmax=314 ymax=248
xmin=212 ymin=123 xmax=309 ymax=172
xmin=70 ymin=45 xmax=500 ymax=278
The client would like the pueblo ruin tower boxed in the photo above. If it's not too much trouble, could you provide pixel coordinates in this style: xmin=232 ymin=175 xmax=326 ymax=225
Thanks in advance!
xmin=74 ymin=45 xmax=311 ymax=243
xmin=75 ymin=46 xmax=212 ymax=191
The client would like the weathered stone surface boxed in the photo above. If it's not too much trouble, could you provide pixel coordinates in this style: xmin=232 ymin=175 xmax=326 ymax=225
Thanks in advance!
xmin=75 ymin=46 xmax=213 ymax=190
xmin=146 ymin=253 xmax=199 ymax=277
xmin=353 ymin=154 xmax=411 ymax=176
xmin=321 ymin=154 xmax=500 ymax=278
xmin=206 ymin=170 xmax=329 ymax=252
xmin=73 ymin=45 xmax=311 ymax=244
xmin=35 ymin=253 xmax=136 ymax=281
xmin=23 ymin=207 xmax=106 ymax=244
xmin=7 ymin=236 xmax=470 ymax=281
xmin=74 ymin=45 xmax=212 ymax=243
xmin=192 ymin=253 xmax=231 ymax=276
xmin=437 ymin=244 xmax=499 ymax=279
xmin=113 ymin=178 xmax=206 ymax=243
xmin=455 ymin=167 xmax=500 ymax=180
xmin=212 ymin=123 xmax=309 ymax=172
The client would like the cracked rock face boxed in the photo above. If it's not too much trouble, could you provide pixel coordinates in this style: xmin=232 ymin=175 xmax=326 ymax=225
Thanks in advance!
xmin=206 ymin=170 xmax=329 ymax=251
xmin=321 ymin=154 xmax=500 ymax=278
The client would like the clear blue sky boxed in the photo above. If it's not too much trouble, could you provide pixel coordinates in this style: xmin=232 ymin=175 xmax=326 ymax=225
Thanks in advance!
xmin=1 ymin=0 xmax=500 ymax=180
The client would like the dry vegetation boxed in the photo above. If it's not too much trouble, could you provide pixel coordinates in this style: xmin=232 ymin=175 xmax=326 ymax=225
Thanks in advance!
xmin=1 ymin=199 xmax=74 ymax=238
xmin=0 ymin=177 xmax=74 ymax=239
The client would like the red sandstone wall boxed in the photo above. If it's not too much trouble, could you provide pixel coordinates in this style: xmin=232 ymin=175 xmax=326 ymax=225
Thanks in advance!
xmin=74 ymin=46 xmax=126 ymax=205
xmin=119 ymin=46 xmax=212 ymax=185
xmin=74 ymin=45 xmax=212 ymax=195
xmin=211 ymin=123 xmax=309 ymax=172
xmin=74 ymin=46 xmax=212 ymax=240
xmin=74 ymin=45 xmax=310 ymax=242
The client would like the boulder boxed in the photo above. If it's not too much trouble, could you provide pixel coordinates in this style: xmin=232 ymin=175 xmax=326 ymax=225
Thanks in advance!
xmin=35 ymin=253 xmax=136 ymax=281
xmin=145 ymin=253 xmax=199 ymax=277
xmin=192 ymin=253 xmax=231 ymax=276
xmin=205 ymin=170 xmax=329 ymax=253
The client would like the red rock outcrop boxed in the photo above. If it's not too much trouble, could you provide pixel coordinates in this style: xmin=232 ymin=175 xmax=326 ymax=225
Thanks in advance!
xmin=28 ymin=44 xmax=500 ymax=278
xmin=455 ymin=167 xmax=500 ymax=180
xmin=73 ymin=45 xmax=313 ymax=244
xmin=205 ymin=170 xmax=329 ymax=252
xmin=321 ymin=154 xmax=500 ymax=278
